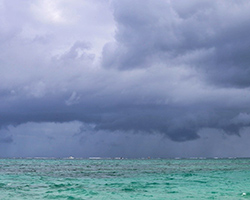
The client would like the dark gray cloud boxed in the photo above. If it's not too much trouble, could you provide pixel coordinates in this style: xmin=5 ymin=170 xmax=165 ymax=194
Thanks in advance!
xmin=103 ymin=0 xmax=250 ymax=87
xmin=0 ymin=136 xmax=13 ymax=144
xmin=1 ymin=0 xmax=250 ymax=157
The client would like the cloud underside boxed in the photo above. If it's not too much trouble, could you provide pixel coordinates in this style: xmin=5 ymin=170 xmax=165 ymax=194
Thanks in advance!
xmin=1 ymin=0 xmax=250 ymax=149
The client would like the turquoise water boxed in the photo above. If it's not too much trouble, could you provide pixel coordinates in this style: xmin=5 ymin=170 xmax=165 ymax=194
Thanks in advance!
xmin=0 ymin=158 xmax=250 ymax=199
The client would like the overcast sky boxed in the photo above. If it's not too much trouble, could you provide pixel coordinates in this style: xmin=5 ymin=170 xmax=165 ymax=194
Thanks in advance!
xmin=1 ymin=0 xmax=250 ymax=158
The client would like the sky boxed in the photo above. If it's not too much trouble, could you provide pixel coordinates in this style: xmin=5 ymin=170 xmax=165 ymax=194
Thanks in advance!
xmin=1 ymin=0 xmax=250 ymax=158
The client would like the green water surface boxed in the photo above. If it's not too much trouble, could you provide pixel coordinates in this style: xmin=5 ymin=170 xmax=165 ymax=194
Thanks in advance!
xmin=0 ymin=158 xmax=249 ymax=199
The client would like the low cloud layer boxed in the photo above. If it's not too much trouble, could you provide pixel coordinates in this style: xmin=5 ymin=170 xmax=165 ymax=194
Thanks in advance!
xmin=1 ymin=122 xmax=250 ymax=158
xmin=1 ymin=0 xmax=250 ymax=157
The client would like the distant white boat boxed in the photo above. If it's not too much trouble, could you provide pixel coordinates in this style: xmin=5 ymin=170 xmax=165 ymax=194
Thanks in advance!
xmin=89 ymin=157 xmax=101 ymax=160
xmin=114 ymin=157 xmax=123 ymax=160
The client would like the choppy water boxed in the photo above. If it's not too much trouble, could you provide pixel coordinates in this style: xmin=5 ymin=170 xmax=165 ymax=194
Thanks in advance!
xmin=0 ymin=158 xmax=250 ymax=199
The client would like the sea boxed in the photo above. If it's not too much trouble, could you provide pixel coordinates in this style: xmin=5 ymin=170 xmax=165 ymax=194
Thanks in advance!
xmin=0 ymin=158 xmax=250 ymax=199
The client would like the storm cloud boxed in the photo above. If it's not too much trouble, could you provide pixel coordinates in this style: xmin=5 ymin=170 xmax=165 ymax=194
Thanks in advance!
xmin=1 ymin=0 xmax=250 ymax=157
